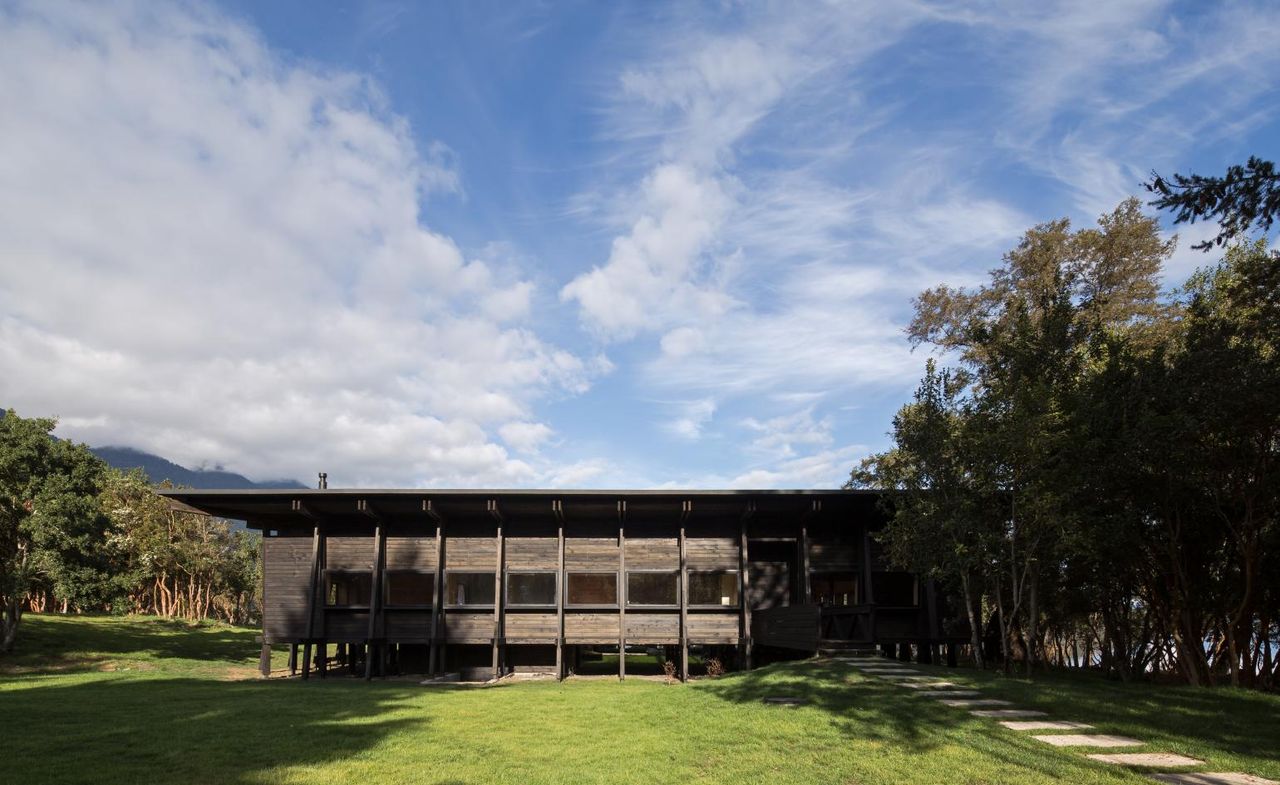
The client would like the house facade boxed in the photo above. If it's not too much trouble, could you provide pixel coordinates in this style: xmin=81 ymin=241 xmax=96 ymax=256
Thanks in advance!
xmin=162 ymin=488 xmax=959 ymax=680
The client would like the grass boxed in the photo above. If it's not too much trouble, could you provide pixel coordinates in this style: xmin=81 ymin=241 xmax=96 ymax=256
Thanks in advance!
xmin=2 ymin=614 xmax=1277 ymax=785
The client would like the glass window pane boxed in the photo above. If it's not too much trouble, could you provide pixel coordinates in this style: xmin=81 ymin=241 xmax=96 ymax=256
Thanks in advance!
xmin=627 ymin=572 xmax=677 ymax=606
xmin=812 ymin=572 xmax=860 ymax=606
xmin=508 ymin=573 xmax=556 ymax=605
xmin=567 ymin=572 xmax=617 ymax=605
xmin=445 ymin=572 xmax=496 ymax=606
xmin=326 ymin=572 xmax=372 ymax=606
xmin=689 ymin=572 xmax=739 ymax=606
xmin=385 ymin=571 xmax=434 ymax=606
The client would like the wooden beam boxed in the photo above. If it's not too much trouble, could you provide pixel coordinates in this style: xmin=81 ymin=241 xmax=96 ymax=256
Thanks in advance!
xmin=740 ymin=499 xmax=755 ymax=670
xmin=426 ymin=499 xmax=446 ymax=676
xmin=300 ymin=510 xmax=322 ymax=681
xmin=618 ymin=499 xmax=626 ymax=681
xmin=679 ymin=512 xmax=689 ymax=682
xmin=489 ymin=499 xmax=504 ymax=680
xmin=861 ymin=521 xmax=876 ymax=605
xmin=364 ymin=513 xmax=384 ymax=680
xmin=556 ymin=502 xmax=565 ymax=680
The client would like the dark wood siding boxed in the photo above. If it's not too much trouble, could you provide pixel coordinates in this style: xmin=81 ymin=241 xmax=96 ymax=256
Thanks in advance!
xmin=564 ymin=612 xmax=619 ymax=643
xmin=808 ymin=540 xmax=857 ymax=571
xmin=326 ymin=537 xmax=373 ymax=570
xmin=263 ymin=535 xmax=312 ymax=642
xmin=385 ymin=536 xmax=435 ymax=570
xmin=564 ymin=538 xmax=619 ymax=570
xmin=504 ymin=613 xmax=558 ymax=642
xmin=624 ymin=538 xmax=678 ymax=569
xmin=624 ymin=613 xmax=678 ymax=643
xmin=687 ymin=613 xmax=739 ymax=644
xmin=685 ymin=538 xmax=738 ymax=569
xmin=505 ymin=537 xmax=558 ymax=569
xmin=446 ymin=537 xmax=497 ymax=570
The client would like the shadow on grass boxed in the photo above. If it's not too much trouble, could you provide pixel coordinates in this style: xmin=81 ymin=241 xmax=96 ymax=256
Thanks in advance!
xmin=1 ymin=614 xmax=259 ymax=674
xmin=697 ymin=657 xmax=957 ymax=752
xmin=2 ymin=676 xmax=459 ymax=785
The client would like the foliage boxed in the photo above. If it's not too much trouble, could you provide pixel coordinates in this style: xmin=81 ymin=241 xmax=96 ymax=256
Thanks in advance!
xmin=704 ymin=656 xmax=724 ymax=678
xmin=854 ymin=200 xmax=1280 ymax=689
xmin=0 ymin=410 xmax=259 ymax=652
xmin=1146 ymin=156 xmax=1280 ymax=249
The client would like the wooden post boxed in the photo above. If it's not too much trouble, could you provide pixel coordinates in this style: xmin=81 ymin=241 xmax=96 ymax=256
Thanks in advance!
xmin=258 ymin=641 xmax=271 ymax=678
xmin=679 ymin=507 xmax=689 ymax=682
xmin=800 ymin=524 xmax=812 ymax=605
xmin=364 ymin=512 xmax=384 ymax=680
xmin=427 ymin=500 xmax=445 ymax=676
xmin=861 ymin=522 xmax=876 ymax=605
xmin=739 ymin=501 xmax=754 ymax=670
xmin=618 ymin=501 xmax=626 ymax=681
xmin=555 ymin=502 xmax=565 ymax=680
xmin=288 ymin=643 xmax=298 ymax=675
xmin=301 ymin=517 xmax=321 ymax=681
xmin=489 ymin=500 xmax=504 ymax=680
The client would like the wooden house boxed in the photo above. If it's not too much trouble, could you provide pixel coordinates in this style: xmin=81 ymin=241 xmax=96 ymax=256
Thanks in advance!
xmin=160 ymin=488 xmax=961 ymax=680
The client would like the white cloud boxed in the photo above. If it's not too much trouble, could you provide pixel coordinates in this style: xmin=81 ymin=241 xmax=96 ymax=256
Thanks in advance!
xmin=497 ymin=421 xmax=554 ymax=453
xmin=742 ymin=407 xmax=833 ymax=459
xmin=664 ymin=398 xmax=717 ymax=440
xmin=0 ymin=0 xmax=601 ymax=487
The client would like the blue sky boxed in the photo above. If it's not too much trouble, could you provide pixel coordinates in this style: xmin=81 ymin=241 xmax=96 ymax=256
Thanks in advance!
xmin=1 ymin=0 xmax=1277 ymax=488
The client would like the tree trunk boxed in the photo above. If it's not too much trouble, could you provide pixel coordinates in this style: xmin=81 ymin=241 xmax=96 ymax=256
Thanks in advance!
xmin=961 ymin=572 xmax=984 ymax=669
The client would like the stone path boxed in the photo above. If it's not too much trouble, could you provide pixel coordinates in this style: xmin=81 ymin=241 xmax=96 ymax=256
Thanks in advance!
xmin=1150 ymin=774 xmax=1280 ymax=785
xmin=840 ymin=655 xmax=1274 ymax=784
xmin=1032 ymin=734 xmax=1143 ymax=748
xmin=1089 ymin=753 xmax=1205 ymax=767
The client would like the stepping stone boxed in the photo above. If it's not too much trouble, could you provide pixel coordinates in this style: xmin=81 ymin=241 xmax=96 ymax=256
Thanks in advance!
xmin=971 ymin=709 xmax=1048 ymax=718
xmin=1151 ymin=775 xmax=1280 ymax=785
xmin=1088 ymin=753 xmax=1203 ymax=767
xmin=1033 ymin=734 xmax=1143 ymax=748
xmin=1000 ymin=720 xmax=1095 ymax=731
xmin=896 ymin=681 xmax=960 ymax=689
xmin=938 ymin=698 xmax=1011 ymax=707
xmin=916 ymin=689 xmax=982 ymax=697
xmin=762 ymin=696 xmax=807 ymax=706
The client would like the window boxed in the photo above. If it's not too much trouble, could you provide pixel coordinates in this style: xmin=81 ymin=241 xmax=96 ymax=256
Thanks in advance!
xmin=811 ymin=572 xmax=860 ymax=606
xmin=507 ymin=572 xmax=556 ymax=606
xmin=688 ymin=571 xmax=739 ymax=606
xmin=385 ymin=571 xmax=434 ymax=606
xmin=566 ymin=572 xmax=617 ymax=606
xmin=445 ymin=572 xmax=496 ymax=606
xmin=872 ymin=572 xmax=918 ymax=607
xmin=325 ymin=571 xmax=372 ymax=607
xmin=627 ymin=572 xmax=678 ymax=606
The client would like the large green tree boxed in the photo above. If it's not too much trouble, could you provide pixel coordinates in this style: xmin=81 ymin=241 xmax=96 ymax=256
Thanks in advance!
xmin=0 ymin=410 xmax=109 ymax=651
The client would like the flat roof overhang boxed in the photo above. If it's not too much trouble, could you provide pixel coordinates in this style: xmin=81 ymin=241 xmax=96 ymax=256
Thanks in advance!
xmin=158 ymin=488 xmax=881 ymax=530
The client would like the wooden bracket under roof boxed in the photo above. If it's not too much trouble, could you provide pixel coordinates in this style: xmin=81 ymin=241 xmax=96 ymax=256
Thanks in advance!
xmin=680 ymin=499 xmax=692 ymax=524
xmin=486 ymin=498 xmax=504 ymax=524
xmin=551 ymin=499 xmax=565 ymax=524
xmin=422 ymin=498 xmax=446 ymax=526
xmin=291 ymin=499 xmax=319 ymax=522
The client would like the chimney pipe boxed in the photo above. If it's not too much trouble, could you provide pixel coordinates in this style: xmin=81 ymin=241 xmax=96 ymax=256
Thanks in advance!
xmin=318 ymin=472 xmax=328 ymax=490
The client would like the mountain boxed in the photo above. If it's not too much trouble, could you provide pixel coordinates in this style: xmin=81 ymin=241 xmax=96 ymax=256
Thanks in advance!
xmin=90 ymin=446 xmax=307 ymax=489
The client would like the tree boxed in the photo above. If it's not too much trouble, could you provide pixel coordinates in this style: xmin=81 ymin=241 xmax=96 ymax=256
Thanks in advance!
xmin=0 ymin=410 xmax=108 ymax=651
xmin=1146 ymin=156 xmax=1280 ymax=250
xmin=850 ymin=360 xmax=995 ymax=667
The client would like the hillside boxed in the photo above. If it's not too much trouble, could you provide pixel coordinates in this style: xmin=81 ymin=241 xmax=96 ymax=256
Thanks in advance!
xmin=90 ymin=446 xmax=306 ymax=489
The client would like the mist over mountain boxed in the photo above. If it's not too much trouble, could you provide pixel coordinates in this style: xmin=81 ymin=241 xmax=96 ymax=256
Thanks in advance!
xmin=90 ymin=446 xmax=306 ymax=490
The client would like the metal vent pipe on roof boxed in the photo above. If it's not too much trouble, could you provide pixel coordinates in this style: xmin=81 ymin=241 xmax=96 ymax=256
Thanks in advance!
xmin=318 ymin=472 xmax=328 ymax=489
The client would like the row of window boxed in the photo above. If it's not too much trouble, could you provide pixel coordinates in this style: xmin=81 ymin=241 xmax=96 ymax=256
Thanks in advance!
xmin=325 ymin=569 xmax=917 ymax=609
xmin=325 ymin=570 xmax=742 ymax=609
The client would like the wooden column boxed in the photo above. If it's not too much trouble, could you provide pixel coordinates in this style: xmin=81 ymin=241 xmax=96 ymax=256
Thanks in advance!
xmin=618 ymin=500 xmax=626 ymax=681
xmin=739 ymin=500 xmax=755 ymax=670
xmin=489 ymin=499 xmax=504 ymax=680
xmin=298 ymin=505 xmax=321 ymax=681
xmin=861 ymin=522 xmax=876 ymax=604
xmin=258 ymin=640 xmax=271 ymax=678
xmin=426 ymin=500 xmax=445 ymax=676
xmin=679 ymin=501 xmax=689 ymax=682
xmin=361 ymin=502 xmax=384 ymax=680
xmin=554 ymin=500 xmax=565 ymax=680
xmin=800 ymin=524 xmax=812 ymax=605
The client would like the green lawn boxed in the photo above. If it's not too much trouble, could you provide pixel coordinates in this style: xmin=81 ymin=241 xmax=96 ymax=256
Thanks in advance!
xmin=2 ymin=615 xmax=1277 ymax=785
